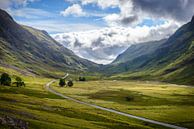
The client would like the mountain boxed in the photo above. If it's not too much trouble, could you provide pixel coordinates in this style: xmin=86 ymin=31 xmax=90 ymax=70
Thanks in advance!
xmin=106 ymin=17 xmax=194 ymax=85
xmin=0 ymin=9 xmax=99 ymax=77
xmin=111 ymin=39 xmax=167 ymax=65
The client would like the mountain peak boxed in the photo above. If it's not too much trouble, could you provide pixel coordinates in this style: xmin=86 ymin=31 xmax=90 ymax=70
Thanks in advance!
xmin=190 ymin=15 xmax=194 ymax=27
xmin=0 ymin=9 xmax=14 ymax=22
xmin=0 ymin=9 xmax=17 ymax=30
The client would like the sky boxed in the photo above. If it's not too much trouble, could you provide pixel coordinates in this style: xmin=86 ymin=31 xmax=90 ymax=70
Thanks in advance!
xmin=0 ymin=0 xmax=194 ymax=64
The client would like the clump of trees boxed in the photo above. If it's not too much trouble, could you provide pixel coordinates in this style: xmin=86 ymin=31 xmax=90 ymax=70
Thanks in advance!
xmin=79 ymin=76 xmax=86 ymax=81
xmin=0 ymin=73 xmax=25 ymax=87
xmin=13 ymin=76 xmax=25 ymax=87
xmin=59 ymin=78 xmax=73 ymax=87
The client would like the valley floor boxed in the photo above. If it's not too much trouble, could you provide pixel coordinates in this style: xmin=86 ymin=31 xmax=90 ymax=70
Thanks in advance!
xmin=0 ymin=76 xmax=166 ymax=129
xmin=0 ymin=66 xmax=193 ymax=129
xmin=52 ymin=80 xmax=194 ymax=129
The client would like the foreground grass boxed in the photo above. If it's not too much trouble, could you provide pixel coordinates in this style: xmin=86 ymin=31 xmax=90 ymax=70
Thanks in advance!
xmin=52 ymin=80 xmax=194 ymax=128
xmin=0 ymin=68 xmax=165 ymax=129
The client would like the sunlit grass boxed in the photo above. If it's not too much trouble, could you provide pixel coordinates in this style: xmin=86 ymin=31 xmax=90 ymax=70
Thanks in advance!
xmin=0 ymin=67 xmax=165 ymax=129
xmin=52 ymin=80 xmax=194 ymax=128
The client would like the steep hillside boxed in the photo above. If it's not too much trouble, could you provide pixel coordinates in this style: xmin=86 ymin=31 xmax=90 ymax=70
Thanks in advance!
xmin=107 ymin=17 xmax=194 ymax=85
xmin=0 ymin=9 xmax=99 ymax=77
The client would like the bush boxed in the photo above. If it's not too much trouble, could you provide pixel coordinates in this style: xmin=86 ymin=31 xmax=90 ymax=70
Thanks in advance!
xmin=67 ymin=80 xmax=73 ymax=87
xmin=0 ymin=73 xmax=11 ymax=86
xmin=125 ymin=96 xmax=134 ymax=102
xmin=59 ymin=79 xmax=66 ymax=87
xmin=79 ymin=77 xmax=86 ymax=81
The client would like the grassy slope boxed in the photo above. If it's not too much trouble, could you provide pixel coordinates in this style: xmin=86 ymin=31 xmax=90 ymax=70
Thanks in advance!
xmin=105 ymin=19 xmax=194 ymax=85
xmin=0 ymin=67 xmax=165 ymax=129
xmin=52 ymin=80 xmax=194 ymax=129
xmin=0 ymin=9 xmax=100 ymax=77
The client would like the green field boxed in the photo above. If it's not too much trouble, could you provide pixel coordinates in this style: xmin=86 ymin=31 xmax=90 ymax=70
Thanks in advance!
xmin=0 ymin=67 xmax=167 ymax=129
xmin=52 ymin=80 xmax=194 ymax=129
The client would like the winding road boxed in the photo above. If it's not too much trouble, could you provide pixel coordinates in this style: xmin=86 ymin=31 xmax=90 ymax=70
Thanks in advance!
xmin=45 ymin=74 xmax=187 ymax=129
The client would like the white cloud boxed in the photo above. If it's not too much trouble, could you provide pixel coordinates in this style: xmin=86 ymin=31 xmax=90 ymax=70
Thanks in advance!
xmin=0 ymin=0 xmax=39 ymax=9
xmin=60 ymin=4 xmax=86 ymax=17
xmin=65 ymin=0 xmax=119 ymax=9
xmin=7 ymin=8 xmax=54 ymax=19
xmin=81 ymin=0 xmax=119 ymax=9
xmin=17 ymin=20 xmax=102 ymax=33
xmin=52 ymin=20 xmax=180 ymax=64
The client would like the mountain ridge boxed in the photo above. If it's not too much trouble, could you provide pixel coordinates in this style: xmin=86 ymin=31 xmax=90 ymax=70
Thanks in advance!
xmin=0 ymin=9 xmax=100 ymax=77
xmin=107 ymin=17 xmax=194 ymax=85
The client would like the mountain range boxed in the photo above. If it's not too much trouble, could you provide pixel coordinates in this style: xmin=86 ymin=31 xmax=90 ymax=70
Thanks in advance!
xmin=0 ymin=9 xmax=193 ymax=85
xmin=106 ymin=16 xmax=194 ymax=85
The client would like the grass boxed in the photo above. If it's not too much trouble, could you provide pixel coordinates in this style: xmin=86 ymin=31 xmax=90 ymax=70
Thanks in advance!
xmin=52 ymin=80 xmax=194 ymax=129
xmin=0 ymin=67 xmax=165 ymax=129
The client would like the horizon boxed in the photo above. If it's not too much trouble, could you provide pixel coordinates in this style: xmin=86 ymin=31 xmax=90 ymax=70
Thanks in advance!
xmin=1 ymin=0 xmax=194 ymax=64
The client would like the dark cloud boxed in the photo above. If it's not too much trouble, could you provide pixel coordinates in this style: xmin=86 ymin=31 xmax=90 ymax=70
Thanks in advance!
xmin=121 ymin=15 xmax=138 ymax=25
xmin=74 ymin=39 xmax=82 ymax=47
xmin=91 ymin=37 xmax=105 ymax=48
xmin=132 ymin=0 xmax=194 ymax=22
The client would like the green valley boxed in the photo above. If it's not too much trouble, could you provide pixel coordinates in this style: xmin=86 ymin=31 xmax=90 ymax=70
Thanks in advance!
xmin=0 ymin=4 xmax=194 ymax=129
xmin=0 ymin=67 xmax=167 ymax=129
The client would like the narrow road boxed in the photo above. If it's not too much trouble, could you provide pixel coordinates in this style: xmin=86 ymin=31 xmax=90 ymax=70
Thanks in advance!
xmin=45 ymin=76 xmax=187 ymax=129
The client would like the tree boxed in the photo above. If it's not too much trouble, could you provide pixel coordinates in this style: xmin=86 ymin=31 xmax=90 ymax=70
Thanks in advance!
xmin=59 ymin=79 xmax=66 ymax=87
xmin=14 ymin=76 xmax=25 ymax=87
xmin=0 ymin=73 xmax=11 ymax=86
xmin=79 ymin=76 xmax=86 ymax=81
xmin=67 ymin=80 xmax=73 ymax=87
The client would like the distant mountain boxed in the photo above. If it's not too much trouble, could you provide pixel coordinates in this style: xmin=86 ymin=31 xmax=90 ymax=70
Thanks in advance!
xmin=0 ymin=9 xmax=99 ymax=77
xmin=106 ymin=16 xmax=194 ymax=85
xmin=111 ymin=39 xmax=167 ymax=65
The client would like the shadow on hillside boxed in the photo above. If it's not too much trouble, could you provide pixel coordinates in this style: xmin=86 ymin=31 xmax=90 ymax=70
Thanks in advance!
xmin=81 ymin=89 xmax=194 ymax=106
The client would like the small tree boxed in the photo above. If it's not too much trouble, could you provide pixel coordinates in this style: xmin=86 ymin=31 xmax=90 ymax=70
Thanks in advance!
xmin=67 ymin=80 xmax=73 ymax=87
xmin=14 ymin=76 xmax=25 ymax=87
xmin=59 ymin=79 xmax=66 ymax=87
xmin=79 ymin=77 xmax=86 ymax=81
xmin=0 ymin=73 xmax=11 ymax=86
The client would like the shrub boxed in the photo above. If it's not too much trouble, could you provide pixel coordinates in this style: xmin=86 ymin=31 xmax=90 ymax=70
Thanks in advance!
xmin=125 ymin=96 xmax=134 ymax=101
xmin=79 ymin=77 xmax=86 ymax=81
xmin=67 ymin=80 xmax=73 ymax=87
xmin=0 ymin=73 xmax=11 ymax=86
xmin=59 ymin=79 xmax=66 ymax=87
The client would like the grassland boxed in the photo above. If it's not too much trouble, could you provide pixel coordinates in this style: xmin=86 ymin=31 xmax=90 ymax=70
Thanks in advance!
xmin=52 ymin=80 xmax=194 ymax=129
xmin=0 ymin=67 xmax=166 ymax=129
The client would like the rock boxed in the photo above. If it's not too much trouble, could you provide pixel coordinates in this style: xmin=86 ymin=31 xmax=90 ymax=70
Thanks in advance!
xmin=0 ymin=117 xmax=6 ymax=124
xmin=0 ymin=116 xmax=28 ymax=129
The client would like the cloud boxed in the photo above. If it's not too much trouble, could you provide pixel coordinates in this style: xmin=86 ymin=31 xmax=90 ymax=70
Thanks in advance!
xmin=60 ymin=4 xmax=86 ymax=17
xmin=68 ymin=0 xmax=194 ymax=25
xmin=7 ymin=8 xmax=54 ymax=19
xmin=52 ymin=21 xmax=180 ymax=64
xmin=132 ymin=0 xmax=194 ymax=22
xmin=0 ymin=0 xmax=39 ymax=9
xmin=18 ymin=20 xmax=102 ymax=33
xmin=81 ymin=0 xmax=119 ymax=9
xmin=65 ymin=0 xmax=119 ymax=9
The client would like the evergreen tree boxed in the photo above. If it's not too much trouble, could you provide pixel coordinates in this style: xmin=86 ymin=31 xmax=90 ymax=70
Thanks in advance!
xmin=59 ymin=79 xmax=66 ymax=87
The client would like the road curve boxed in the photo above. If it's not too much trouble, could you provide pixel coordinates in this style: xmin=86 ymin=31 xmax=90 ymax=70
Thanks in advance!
xmin=45 ymin=79 xmax=187 ymax=129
